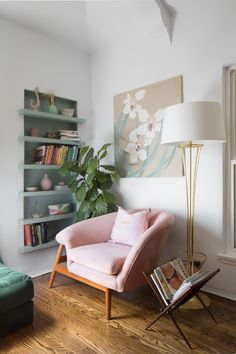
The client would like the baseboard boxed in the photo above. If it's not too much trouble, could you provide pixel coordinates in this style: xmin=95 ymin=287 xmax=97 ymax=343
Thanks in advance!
xmin=203 ymin=286 xmax=236 ymax=302
xmin=30 ymin=266 xmax=52 ymax=279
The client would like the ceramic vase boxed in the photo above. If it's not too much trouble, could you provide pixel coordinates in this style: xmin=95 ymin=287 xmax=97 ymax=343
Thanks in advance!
xmin=40 ymin=173 xmax=53 ymax=191
xmin=31 ymin=201 xmax=43 ymax=219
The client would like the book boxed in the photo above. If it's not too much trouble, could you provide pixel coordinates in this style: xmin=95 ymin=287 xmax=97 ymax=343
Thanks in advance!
xmin=24 ymin=224 xmax=32 ymax=246
xmin=151 ymin=258 xmax=218 ymax=304
xmin=59 ymin=130 xmax=78 ymax=135
xmin=150 ymin=272 xmax=169 ymax=306
xmin=153 ymin=258 xmax=187 ymax=302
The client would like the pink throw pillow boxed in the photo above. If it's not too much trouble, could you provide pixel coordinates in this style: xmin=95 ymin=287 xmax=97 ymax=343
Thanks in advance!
xmin=110 ymin=207 xmax=151 ymax=246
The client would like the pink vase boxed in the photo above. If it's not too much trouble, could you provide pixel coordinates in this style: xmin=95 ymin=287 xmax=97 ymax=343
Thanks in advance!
xmin=40 ymin=173 xmax=53 ymax=191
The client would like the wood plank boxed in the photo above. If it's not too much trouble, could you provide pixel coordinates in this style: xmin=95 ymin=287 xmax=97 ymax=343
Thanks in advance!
xmin=1 ymin=273 xmax=236 ymax=354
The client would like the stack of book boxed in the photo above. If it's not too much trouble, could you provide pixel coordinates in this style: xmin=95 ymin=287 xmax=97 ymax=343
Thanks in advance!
xmin=59 ymin=130 xmax=80 ymax=141
xmin=24 ymin=223 xmax=48 ymax=247
xmin=33 ymin=145 xmax=80 ymax=165
xmin=150 ymin=258 xmax=216 ymax=305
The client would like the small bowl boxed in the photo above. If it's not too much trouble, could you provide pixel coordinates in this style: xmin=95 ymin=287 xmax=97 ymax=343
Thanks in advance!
xmin=61 ymin=108 xmax=75 ymax=117
xmin=26 ymin=187 xmax=38 ymax=192
xmin=48 ymin=203 xmax=70 ymax=215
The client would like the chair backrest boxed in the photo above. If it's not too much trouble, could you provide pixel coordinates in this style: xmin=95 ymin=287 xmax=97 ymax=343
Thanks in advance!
xmin=116 ymin=209 xmax=175 ymax=292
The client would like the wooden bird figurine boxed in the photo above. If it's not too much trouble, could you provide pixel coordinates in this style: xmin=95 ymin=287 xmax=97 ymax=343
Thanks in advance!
xmin=30 ymin=87 xmax=40 ymax=111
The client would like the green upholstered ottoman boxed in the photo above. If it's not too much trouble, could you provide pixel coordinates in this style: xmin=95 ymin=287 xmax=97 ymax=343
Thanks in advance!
xmin=0 ymin=263 xmax=34 ymax=337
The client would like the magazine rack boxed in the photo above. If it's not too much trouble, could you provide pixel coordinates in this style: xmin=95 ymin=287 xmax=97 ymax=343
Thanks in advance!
xmin=143 ymin=268 xmax=220 ymax=349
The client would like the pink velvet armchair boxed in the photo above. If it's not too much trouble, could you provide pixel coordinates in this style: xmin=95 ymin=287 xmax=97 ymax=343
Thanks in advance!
xmin=49 ymin=209 xmax=175 ymax=319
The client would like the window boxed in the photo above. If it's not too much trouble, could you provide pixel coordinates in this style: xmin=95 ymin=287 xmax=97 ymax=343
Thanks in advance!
xmin=223 ymin=65 xmax=236 ymax=256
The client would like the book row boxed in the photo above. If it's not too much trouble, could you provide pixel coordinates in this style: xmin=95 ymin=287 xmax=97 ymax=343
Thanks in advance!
xmin=33 ymin=145 xmax=80 ymax=165
xmin=24 ymin=223 xmax=49 ymax=247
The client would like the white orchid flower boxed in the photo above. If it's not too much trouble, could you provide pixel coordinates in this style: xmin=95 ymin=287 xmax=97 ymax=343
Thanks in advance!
xmin=125 ymin=129 xmax=147 ymax=164
xmin=136 ymin=108 xmax=165 ymax=146
xmin=122 ymin=89 xmax=147 ymax=121
xmin=125 ymin=142 xmax=147 ymax=164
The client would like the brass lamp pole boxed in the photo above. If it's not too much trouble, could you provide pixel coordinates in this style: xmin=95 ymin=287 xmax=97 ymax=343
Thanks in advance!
xmin=161 ymin=102 xmax=225 ymax=310
xmin=180 ymin=142 xmax=203 ymax=276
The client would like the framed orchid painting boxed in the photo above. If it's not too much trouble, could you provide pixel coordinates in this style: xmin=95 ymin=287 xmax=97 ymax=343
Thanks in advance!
xmin=113 ymin=76 xmax=183 ymax=177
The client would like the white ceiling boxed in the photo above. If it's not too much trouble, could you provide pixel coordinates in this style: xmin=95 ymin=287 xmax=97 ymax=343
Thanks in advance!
xmin=0 ymin=0 xmax=175 ymax=53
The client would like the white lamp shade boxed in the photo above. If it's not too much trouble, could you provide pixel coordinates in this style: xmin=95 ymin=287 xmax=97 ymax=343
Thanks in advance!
xmin=161 ymin=102 xmax=226 ymax=145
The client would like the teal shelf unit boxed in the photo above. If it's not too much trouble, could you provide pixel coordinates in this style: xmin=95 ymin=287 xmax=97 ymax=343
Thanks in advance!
xmin=19 ymin=239 xmax=58 ymax=254
xmin=19 ymin=212 xmax=76 ymax=225
xmin=20 ymin=190 xmax=72 ymax=197
xmin=19 ymin=108 xmax=86 ymax=124
xmin=19 ymin=135 xmax=85 ymax=147
xmin=23 ymin=164 xmax=61 ymax=170
xmin=19 ymin=90 xmax=84 ymax=253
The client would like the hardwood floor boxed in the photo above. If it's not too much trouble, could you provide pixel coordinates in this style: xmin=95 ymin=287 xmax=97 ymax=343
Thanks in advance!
xmin=1 ymin=273 xmax=236 ymax=354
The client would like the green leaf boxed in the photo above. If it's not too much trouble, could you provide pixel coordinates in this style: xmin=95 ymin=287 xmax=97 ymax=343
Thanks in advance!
xmin=107 ymin=203 xmax=118 ymax=213
xmin=77 ymin=208 xmax=91 ymax=221
xmin=111 ymin=171 xmax=120 ymax=181
xmin=69 ymin=164 xmax=81 ymax=174
xmin=86 ymin=171 xmax=96 ymax=188
xmin=86 ymin=187 xmax=100 ymax=202
xmin=83 ymin=148 xmax=94 ymax=167
xmin=95 ymin=196 xmax=107 ymax=215
xmin=79 ymin=199 xmax=91 ymax=212
xmin=100 ymin=164 xmax=116 ymax=172
xmin=76 ymin=182 xmax=87 ymax=202
xmin=96 ymin=171 xmax=108 ymax=183
xmin=97 ymin=143 xmax=112 ymax=155
xmin=79 ymin=146 xmax=90 ymax=161
xmin=102 ymin=190 xmax=116 ymax=204
xmin=98 ymin=175 xmax=112 ymax=190
xmin=68 ymin=179 xmax=78 ymax=193
xmin=99 ymin=150 xmax=107 ymax=160
xmin=59 ymin=165 xmax=68 ymax=177
xmin=87 ymin=158 xmax=98 ymax=174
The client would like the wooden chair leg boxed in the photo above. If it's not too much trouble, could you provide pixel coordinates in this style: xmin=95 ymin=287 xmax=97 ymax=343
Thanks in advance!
xmin=105 ymin=288 xmax=111 ymax=320
xmin=48 ymin=244 xmax=64 ymax=288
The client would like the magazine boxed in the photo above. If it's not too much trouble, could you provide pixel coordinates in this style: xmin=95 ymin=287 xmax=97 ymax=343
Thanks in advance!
xmin=153 ymin=258 xmax=188 ymax=302
xmin=151 ymin=258 xmax=219 ymax=304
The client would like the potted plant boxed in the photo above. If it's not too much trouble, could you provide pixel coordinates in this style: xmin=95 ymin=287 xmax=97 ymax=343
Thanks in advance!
xmin=59 ymin=144 xmax=119 ymax=221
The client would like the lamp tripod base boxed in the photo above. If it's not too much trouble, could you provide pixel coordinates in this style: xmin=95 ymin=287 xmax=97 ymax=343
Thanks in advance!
xmin=180 ymin=293 xmax=211 ymax=310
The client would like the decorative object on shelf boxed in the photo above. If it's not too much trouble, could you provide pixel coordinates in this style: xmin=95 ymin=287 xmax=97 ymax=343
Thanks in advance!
xmin=161 ymin=101 xmax=226 ymax=309
xmin=45 ymin=126 xmax=59 ymax=139
xmin=113 ymin=76 xmax=183 ymax=177
xmin=30 ymin=86 xmax=40 ymax=111
xmin=48 ymin=203 xmax=70 ymax=215
xmin=31 ymin=201 xmax=43 ymax=219
xmin=40 ymin=173 xmax=53 ymax=191
xmin=30 ymin=127 xmax=39 ymax=137
xmin=44 ymin=91 xmax=57 ymax=114
xmin=61 ymin=108 xmax=75 ymax=117
xmin=59 ymin=144 xmax=119 ymax=221
xmin=54 ymin=181 xmax=70 ymax=191
xmin=26 ymin=187 xmax=38 ymax=192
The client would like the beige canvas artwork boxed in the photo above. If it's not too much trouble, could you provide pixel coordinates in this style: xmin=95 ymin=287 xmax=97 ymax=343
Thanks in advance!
xmin=113 ymin=76 xmax=183 ymax=177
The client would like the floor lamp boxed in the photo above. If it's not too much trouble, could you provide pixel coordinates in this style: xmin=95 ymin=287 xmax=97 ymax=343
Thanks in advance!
xmin=161 ymin=102 xmax=225 ymax=308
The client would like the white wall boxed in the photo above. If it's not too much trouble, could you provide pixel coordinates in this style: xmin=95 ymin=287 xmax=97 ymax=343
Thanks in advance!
xmin=0 ymin=17 xmax=91 ymax=276
xmin=90 ymin=0 xmax=236 ymax=299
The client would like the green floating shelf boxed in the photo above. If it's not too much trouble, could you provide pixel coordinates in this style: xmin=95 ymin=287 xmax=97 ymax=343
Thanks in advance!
xmin=20 ymin=190 xmax=72 ymax=197
xmin=23 ymin=164 xmax=61 ymax=170
xmin=19 ymin=239 xmax=58 ymax=253
xmin=19 ymin=135 xmax=85 ymax=147
xmin=19 ymin=212 xmax=76 ymax=225
xmin=19 ymin=108 xmax=86 ymax=124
